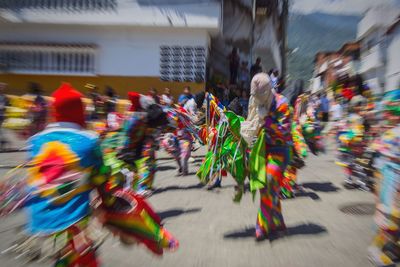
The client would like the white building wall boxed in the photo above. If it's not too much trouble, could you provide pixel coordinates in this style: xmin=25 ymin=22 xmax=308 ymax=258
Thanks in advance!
xmin=357 ymin=6 xmax=399 ymax=40
xmin=0 ymin=0 xmax=221 ymax=29
xmin=364 ymin=70 xmax=384 ymax=95
xmin=0 ymin=23 xmax=210 ymax=77
xmin=386 ymin=25 xmax=400 ymax=92
xmin=359 ymin=28 xmax=386 ymax=95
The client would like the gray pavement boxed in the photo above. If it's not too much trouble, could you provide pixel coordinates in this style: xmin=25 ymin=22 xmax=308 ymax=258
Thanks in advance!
xmin=0 ymin=138 xmax=377 ymax=267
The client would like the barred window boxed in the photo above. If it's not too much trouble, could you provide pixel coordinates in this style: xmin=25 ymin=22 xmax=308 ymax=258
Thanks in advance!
xmin=160 ymin=45 xmax=206 ymax=82
xmin=0 ymin=43 xmax=97 ymax=74
xmin=0 ymin=0 xmax=117 ymax=11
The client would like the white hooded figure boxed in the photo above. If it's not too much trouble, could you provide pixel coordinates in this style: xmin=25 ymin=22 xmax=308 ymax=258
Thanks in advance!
xmin=240 ymin=73 xmax=275 ymax=146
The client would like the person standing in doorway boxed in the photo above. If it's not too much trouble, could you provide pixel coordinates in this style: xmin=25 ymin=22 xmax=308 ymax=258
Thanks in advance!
xmin=228 ymin=47 xmax=240 ymax=85
xmin=250 ymin=57 xmax=263 ymax=80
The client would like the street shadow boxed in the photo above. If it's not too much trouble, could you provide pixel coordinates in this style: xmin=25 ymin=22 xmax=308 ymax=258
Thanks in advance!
xmin=157 ymin=165 xmax=177 ymax=171
xmin=293 ymin=191 xmax=321 ymax=201
xmin=153 ymin=183 xmax=204 ymax=195
xmin=301 ymin=182 xmax=340 ymax=193
xmin=159 ymin=207 xmax=202 ymax=221
xmin=276 ymin=223 xmax=327 ymax=239
xmin=242 ymin=184 xmax=321 ymax=201
xmin=223 ymin=223 xmax=327 ymax=240
xmin=224 ymin=227 xmax=254 ymax=239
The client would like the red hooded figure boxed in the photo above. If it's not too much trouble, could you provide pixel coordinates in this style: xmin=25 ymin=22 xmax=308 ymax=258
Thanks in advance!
xmin=52 ymin=83 xmax=86 ymax=127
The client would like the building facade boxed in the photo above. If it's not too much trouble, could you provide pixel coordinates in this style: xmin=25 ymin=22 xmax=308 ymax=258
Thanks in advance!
xmin=0 ymin=0 xmax=221 ymax=97
xmin=357 ymin=5 xmax=399 ymax=95
xmin=385 ymin=18 xmax=400 ymax=92
xmin=310 ymin=42 xmax=360 ymax=94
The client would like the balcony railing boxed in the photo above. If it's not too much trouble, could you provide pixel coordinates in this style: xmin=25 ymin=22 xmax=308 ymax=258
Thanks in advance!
xmin=0 ymin=0 xmax=117 ymax=11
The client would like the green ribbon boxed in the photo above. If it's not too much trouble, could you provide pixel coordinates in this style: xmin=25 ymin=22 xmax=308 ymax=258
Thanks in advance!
xmin=249 ymin=129 xmax=267 ymax=199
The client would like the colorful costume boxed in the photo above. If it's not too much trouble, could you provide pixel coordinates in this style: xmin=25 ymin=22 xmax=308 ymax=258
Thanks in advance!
xmin=281 ymin=94 xmax=307 ymax=198
xmin=160 ymin=132 xmax=182 ymax=172
xmin=336 ymin=95 xmax=373 ymax=190
xmin=369 ymin=89 xmax=400 ymax=267
xmin=300 ymin=101 xmax=324 ymax=155
xmin=197 ymin=93 xmax=242 ymax=190
xmin=200 ymin=75 xmax=292 ymax=240
xmin=115 ymin=92 xmax=167 ymax=194
xmin=0 ymin=84 xmax=178 ymax=266
xmin=250 ymin=90 xmax=292 ymax=239
xmin=121 ymin=112 xmax=158 ymax=192
xmin=197 ymin=106 xmax=247 ymax=199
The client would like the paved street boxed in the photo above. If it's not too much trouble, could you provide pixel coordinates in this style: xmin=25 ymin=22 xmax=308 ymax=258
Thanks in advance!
xmin=0 ymin=136 xmax=376 ymax=267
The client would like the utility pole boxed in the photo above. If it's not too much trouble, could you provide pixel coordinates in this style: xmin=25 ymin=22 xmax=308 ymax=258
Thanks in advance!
xmin=250 ymin=0 xmax=256 ymax=67
xmin=280 ymin=0 xmax=289 ymax=78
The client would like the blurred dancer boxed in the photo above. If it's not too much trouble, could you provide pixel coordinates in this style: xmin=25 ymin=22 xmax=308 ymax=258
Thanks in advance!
xmin=160 ymin=131 xmax=182 ymax=174
xmin=300 ymin=96 xmax=324 ymax=155
xmin=336 ymin=95 xmax=369 ymax=189
xmin=243 ymin=73 xmax=292 ymax=240
xmin=21 ymin=83 xmax=102 ymax=266
xmin=179 ymin=92 xmax=205 ymax=175
xmin=118 ymin=92 xmax=168 ymax=196
xmin=281 ymin=89 xmax=307 ymax=198
xmin=0 ymin=84 xmax=179 ymax=265
xmin=369 ymin=89 xmax=400 ymax=267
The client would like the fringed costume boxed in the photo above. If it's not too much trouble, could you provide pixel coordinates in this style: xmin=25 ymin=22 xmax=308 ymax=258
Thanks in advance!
xmin=0 ymin=84 xmax=178 ymax=266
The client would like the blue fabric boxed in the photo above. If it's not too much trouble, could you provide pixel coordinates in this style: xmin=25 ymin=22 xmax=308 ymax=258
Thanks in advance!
xmin=320 ymin=97 xmax=329 ymax=112
xmin=29 ymin=130 xmax=101 ymax=168
xmin=379 ymin=161 xmax=400 ymax=210
xmin=27 ymin=192 xmax=90 ymax=234
xmin=26 ymin=128 xmax=101 ymax=234
xmin=178 ymin=94 xmax=193 ymax=105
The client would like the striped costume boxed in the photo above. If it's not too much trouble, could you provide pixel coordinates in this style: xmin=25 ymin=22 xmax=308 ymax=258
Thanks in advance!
xmin=281 ymin=97 xmax=307 ymax=198
xmin=253 ymin=93 xmax=292 ymax=238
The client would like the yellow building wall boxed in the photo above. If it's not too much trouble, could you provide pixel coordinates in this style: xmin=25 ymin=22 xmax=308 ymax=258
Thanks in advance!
xmin=0 ymin=74 xmax=205 ymax=99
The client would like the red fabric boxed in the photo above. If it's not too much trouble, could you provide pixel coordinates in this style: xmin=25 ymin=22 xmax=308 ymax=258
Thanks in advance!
xmin=52 ymin=83 xmax=85 ymax=127
xmin=75 ymin=250 xmax=99 ymax=267
xmin=342 ymin=88 xmax=354 ymax=101
xmin=128 ymin=92 xmax=141 ymax=112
